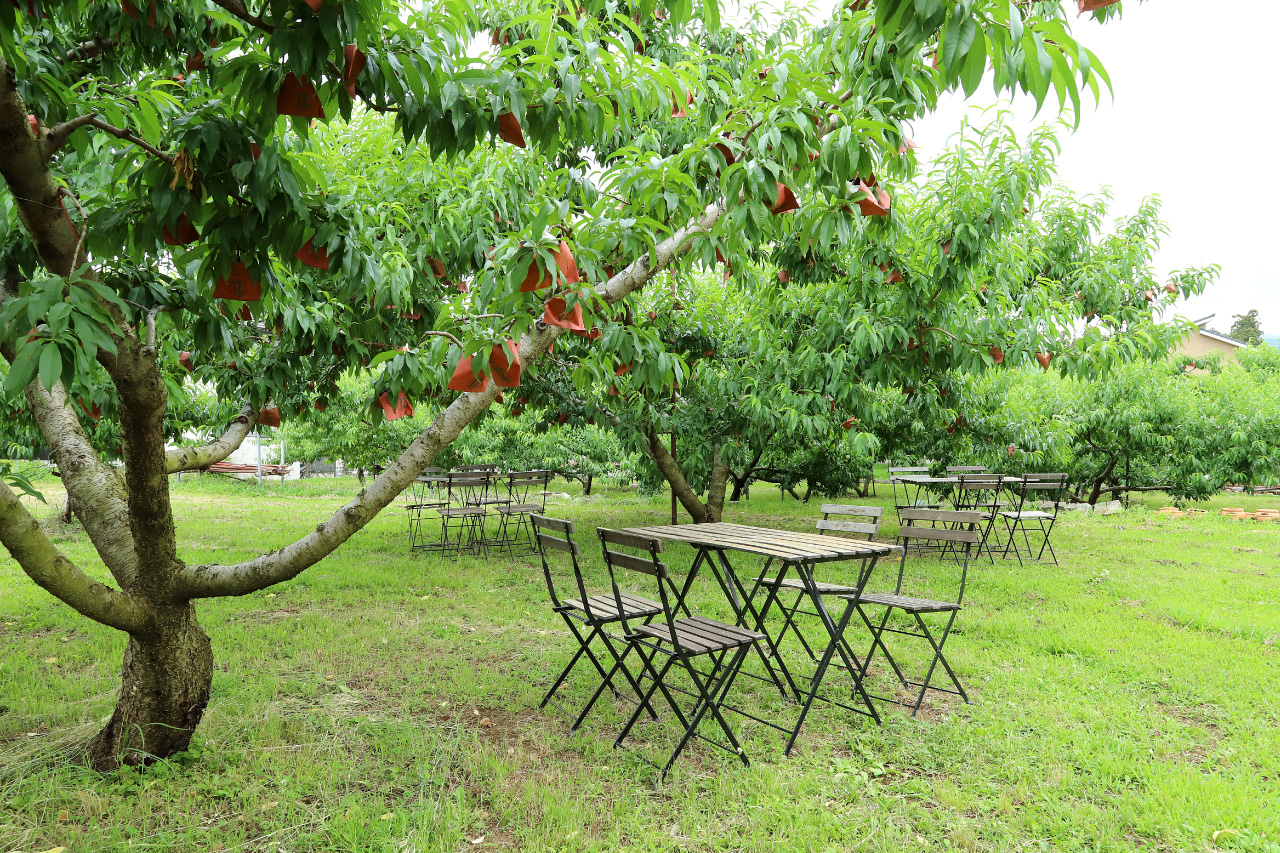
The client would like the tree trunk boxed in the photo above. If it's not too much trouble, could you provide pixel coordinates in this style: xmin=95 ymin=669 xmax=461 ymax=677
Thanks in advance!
xmin=86 ymin=602 xmax=212 ymax=771
xmin=802 ymin=483 xmax=814 ymax=503
xmin=643 ymin=427 xmax=710 ymax=523
xmin=727 ymin=444 xmax=765 ymax=502
xmin=584 ymin=474 xmax=593 ymax=496
xmin=1088 ymin=457 xmax=1119 ymax=505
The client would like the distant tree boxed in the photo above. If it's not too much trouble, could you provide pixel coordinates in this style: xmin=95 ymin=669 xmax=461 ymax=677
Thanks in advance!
xmin=1229 ymin=310 xmax=1263 ymax=344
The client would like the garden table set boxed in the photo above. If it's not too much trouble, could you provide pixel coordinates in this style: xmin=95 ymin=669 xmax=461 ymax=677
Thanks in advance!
xmin=405 ymin=465 xmax=552 ymax=556
xmin=889 ymin=467 xmax=1069 ymax=565
xmin=533 ymin=511 xmax=983 ymax=779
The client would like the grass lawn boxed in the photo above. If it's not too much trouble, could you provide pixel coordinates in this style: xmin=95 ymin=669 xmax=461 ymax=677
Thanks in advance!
xmin=2 ymin=475 xmax=1278 ymax=852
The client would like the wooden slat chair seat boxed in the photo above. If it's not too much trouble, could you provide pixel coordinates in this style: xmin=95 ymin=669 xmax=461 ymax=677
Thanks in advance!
xmin=438 ymin=506 xmax=485 ymax=517
xmin=498 ymin=502 xmax=544 ymax=514
xmin=533 ymin=515 xmax=659 ymax=731
xmin=852 ymin=592 xmax=961 ymax=613
xmin=755 ymin=504 xmax=882 ymax=667
xmin=999 ymin=509 xmax=1054 ymax=520
xmin=999 ymin=474 xmax=1069 ymax=565
xmin=598 ymin=528 xmax=765 ymax=779
xmin=562 ymin=592 xmax=662 ymax=622
xmin=835 ymin=508 xmax=981 ymax=717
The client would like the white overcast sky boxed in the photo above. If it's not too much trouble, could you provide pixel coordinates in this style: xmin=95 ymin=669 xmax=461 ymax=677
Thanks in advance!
xmin=738 ymin=0 xmax=1280 ymax=337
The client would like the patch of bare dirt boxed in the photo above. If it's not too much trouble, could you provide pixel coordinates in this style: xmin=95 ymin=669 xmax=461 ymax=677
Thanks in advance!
xmin=1156 ymin=702 xmax=1221 ymax=768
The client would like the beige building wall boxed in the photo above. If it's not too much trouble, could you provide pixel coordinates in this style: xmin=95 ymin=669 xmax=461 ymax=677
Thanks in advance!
xmin=1173 ymin=329 xmax=1242 ymax=361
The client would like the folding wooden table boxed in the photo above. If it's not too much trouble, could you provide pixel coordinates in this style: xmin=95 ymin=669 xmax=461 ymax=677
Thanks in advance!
xmin=620 ymin=522 xmax=900 ymax=754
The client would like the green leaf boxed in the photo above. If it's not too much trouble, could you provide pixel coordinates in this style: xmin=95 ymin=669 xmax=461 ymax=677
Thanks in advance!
xmin=38 ymin=343 xmax=61 ymax=391
xmin=941 ymin=11 xmax=978 ymax=72
xmin=959 ymin=29 xmax=987 ymax=96
xmin=4 ymin=343 xmax=39 ymax=397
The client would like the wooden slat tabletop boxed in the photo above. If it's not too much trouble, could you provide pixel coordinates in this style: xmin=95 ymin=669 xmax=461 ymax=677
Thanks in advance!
xmin=622 ymin=523 xmax=900 ymax=561
xmin=897 ymin=475 xmax=1021 ymax=484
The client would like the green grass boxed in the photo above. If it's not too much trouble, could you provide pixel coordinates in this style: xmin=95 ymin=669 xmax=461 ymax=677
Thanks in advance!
xmin=2 ymin=476 xmax=1278 ymax=852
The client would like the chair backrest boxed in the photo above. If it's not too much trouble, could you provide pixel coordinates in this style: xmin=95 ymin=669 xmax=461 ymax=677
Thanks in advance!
xmin=888 ymin=466 xmax=931 ymax=479
xmin=893 ymin=508 xmax=983 ymax=603
xmin=420 ymin=466 xmax=442 ymax=475
xmin=458 ymin=463 xmax=499 ymax=472
xmin=946 ymin=465 xmax=987 ymax=473
xmin=597 ymin=528 xmax=679 ymax=641
xmin=953 ymin=472 xmax=1004 ymax=509
xmin=446 ymin=472 xmax=490 ymax=505
xmin=531 ymin=514 xmax=592 ymax=615
xmin=1013 ymin=473 xmax=1069 ymax=512
xmin=508 ymin=472 xmax=552 ymax=508
xmin=816 ymin=504 xmax=882 ymax=538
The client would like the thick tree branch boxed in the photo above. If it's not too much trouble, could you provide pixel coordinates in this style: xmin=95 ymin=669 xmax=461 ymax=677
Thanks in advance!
xmin=86 ymin=117 xmax=173 ymax=165
xmin=23 ymin=379 xmax=142 ymax=588
xmin=0 ymin=479 xmax=148 ymax=633
xmin=173 ymin=203 xmax=727 ymax=598
xmin=166 ymin=405 xmax=258 ymax=474
xmin=706 ymin=441 xmax=729 ymax=522
xmin=40 ymin=113 xmax=97 ymax=160
xmin=105 ymin=336 xmax=180 ymax=590
xmin=65 ymin=36 xmax=119 ymax=62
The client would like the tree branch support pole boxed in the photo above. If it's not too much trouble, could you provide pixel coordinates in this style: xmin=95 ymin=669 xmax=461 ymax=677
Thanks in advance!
xmin=670 ymin=430 xmax=677 ymax=525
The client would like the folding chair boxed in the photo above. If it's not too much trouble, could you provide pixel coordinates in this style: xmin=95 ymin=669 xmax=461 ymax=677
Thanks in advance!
xmin=599 ymin=528 xmax=766 ymax=779
xmin=952 ymin=473 xmax=1008 ymax=560
xmin=532 ymin=515 xmax=660 ymax=731
xmin=889 ymin=466 xmax=940 ymax=522
xmin=999 ymin=473 xmax=1069 ymax=565
xmin=756 ymin=505 xmax=883 ymax=665
xmin=840 ymin=508 xmax=981 ymax=716
xmin=945 ymin=465 xmax=987 ymax=475
xmin=405 ymin=468 xmax=447 ymax=551
xmin=495 ymin=471 xmax=552 ymax=555
xmin=415 ymin=473 xmax=490 ymax=555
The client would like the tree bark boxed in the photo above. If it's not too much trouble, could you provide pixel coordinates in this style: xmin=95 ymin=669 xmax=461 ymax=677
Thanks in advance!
xmin=584 ymin=474 xmax=593 ymax=496
xmin=85 ymin=603 xmax=212 ymax=770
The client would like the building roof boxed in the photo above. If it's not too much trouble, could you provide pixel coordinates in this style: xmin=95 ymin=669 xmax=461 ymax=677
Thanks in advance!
xmin=1191 ymin=314 xmax=1247 ymax=348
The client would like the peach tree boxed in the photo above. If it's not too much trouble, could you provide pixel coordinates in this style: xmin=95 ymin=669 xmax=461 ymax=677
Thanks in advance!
xmin=2 ymin=0 xmax=1121 ymax=768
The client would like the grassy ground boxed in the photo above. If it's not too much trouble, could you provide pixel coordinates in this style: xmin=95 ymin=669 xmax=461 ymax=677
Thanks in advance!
xmin=1 ymin=475 xmax=1278 ymax=853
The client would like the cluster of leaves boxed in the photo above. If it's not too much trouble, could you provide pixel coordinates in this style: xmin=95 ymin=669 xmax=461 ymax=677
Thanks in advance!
xmin=277 ymin=371 xmax=638 ymax=485
xmin=513 ymin=116 xmax=1214 ymax=513
xmin=895 ymin=348 xmax=1280 ymax=504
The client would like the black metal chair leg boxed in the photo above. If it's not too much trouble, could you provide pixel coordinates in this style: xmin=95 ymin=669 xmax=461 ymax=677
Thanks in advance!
xmin=857 ymin=604 xmax=909 ymax=689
